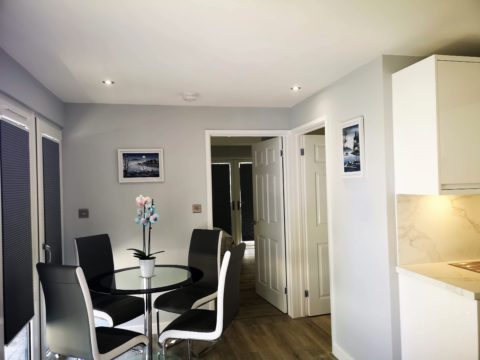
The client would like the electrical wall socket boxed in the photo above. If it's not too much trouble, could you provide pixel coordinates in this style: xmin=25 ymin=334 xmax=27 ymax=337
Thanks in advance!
xmin=192 ymin=204 xmax=202 ymax=213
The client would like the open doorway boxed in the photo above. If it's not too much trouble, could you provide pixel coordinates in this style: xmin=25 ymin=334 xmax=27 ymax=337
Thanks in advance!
xmin=210 ymin=137 xmax=256 ymax=245
xmin=207 ymin=133 xmax=288 ymax=314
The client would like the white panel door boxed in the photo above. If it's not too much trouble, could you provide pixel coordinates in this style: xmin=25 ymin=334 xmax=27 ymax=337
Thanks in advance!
xmin=302 ymin=135 xmax=330 ymax=316
xmin=252 ymin=137 xmax=287 ymax=313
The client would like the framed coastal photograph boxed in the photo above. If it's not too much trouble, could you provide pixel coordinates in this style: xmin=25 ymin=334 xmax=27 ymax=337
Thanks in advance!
xmin=341 ymin=116 xmax=365 ymax=177
xmin=118 ymin=149 xmax=164 ymax=183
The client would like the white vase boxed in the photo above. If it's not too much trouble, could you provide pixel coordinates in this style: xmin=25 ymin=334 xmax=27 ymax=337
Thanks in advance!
xmin=139 ymin=258 xmax=155 ymax=278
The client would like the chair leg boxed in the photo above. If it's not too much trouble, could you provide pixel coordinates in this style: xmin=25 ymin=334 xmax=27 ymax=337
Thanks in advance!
xmin=187 ymin=339 xmax=192 ymax=360
xmin=156 ymin=310 xmax=160 ymax=340
xmin=162 ymin=340 xmax=166 ymax=358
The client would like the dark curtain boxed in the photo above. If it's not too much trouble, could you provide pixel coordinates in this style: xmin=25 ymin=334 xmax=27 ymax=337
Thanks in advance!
xmin=211 ymin=164 xmax=232 ymax=235
xmin=43 ymin=137 xmax=62 ymax=264
xmin=239 ymin=163 xmax=254 ymax=241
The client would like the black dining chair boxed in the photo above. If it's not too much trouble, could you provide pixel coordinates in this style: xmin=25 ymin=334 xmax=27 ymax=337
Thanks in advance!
xmin=37 ymin=263 xmax=148 ymax=359
xmin=153 ymin=229 xmax=222 ymax=336
xmin=159 ymin=242 xmax=246 ymax=359
xmin=75 ymin=234 xmax=144 ymax=327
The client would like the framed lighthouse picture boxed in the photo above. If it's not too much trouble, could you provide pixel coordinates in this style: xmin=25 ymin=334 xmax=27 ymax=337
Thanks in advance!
xmin=341 ymin=116 xmax=365 ymax=177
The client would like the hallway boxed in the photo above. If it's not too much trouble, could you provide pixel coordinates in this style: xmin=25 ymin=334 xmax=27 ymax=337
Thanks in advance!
xmin=200 ymin=242 xmax=335 ymax=359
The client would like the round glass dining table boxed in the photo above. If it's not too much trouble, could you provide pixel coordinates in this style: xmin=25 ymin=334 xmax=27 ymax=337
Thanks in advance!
xmin=90 ymin=265 xmax=203 ymax=359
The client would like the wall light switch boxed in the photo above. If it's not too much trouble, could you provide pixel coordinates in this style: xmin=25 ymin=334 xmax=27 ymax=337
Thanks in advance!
xmin=79 ymin=208 xmax=89 ymax=218
xmin=192 ymin=204 xmax=202 ymax=213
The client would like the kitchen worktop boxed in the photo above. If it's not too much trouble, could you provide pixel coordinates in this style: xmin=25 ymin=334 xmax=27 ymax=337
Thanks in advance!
xmin=397 ymin=260 xmax=480 ymax=300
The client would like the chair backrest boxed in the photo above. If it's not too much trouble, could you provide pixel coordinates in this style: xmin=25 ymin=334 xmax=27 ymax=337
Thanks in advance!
xmin=37 ymin=263 xmax=98 ymax=359
xmin=75 ymin=234 xmax=115 ymax=282
xmin=216 ymin=242 xmax=246 ymax=333
xmin=188 ymin=229 xmax=222 ymax=288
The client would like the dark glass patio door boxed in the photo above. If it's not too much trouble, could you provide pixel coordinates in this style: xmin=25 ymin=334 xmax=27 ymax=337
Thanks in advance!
xmin=42 ymin=136 xmax=62 ymax=265
xmin=211 ymin=161 xmax=254 ymax=242
xmin=239 ymin=163 xmax=254 ymax=241
xmin=211 ymin=163 xmax=232 ymax=235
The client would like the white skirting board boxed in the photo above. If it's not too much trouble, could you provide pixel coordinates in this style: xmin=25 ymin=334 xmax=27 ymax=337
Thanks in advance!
xmin=332 ymin=342 xmax=355 ymax=360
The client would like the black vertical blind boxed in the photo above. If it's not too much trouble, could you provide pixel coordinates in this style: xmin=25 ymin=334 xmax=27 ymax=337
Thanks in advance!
xmin=0 ymin=120 xmax=34 ymax=345
xmin=211 ymin=164 xmax=232 ymax=235
xmin=42 ymin=137 xmax=62 ymax=265
xmin=239 ymin=163 xmax=254 ymax=241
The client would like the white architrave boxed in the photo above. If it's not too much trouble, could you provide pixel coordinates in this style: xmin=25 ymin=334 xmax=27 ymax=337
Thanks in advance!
xmin=285 ymin=116 xmax=335 ymax=326
xmin=204 ymin=129 xmax=302 ymax=317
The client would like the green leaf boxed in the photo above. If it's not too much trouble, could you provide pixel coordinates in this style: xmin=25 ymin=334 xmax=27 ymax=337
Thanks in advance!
xmin=127 ymin=247 xmax=164 ymax=260
xmin=149 ymin=250 xmax=165 ymax=256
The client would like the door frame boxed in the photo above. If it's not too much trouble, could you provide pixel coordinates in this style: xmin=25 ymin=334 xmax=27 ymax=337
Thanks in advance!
xmin=205 ymin=129 xmax=302 ymax=316
xmin=286 ymin=116 xmax=335 ymax=320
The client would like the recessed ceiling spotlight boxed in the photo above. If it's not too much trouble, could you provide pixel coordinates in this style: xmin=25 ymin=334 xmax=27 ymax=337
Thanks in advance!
xmin=102 ymin=79 xmax=115 ymax=86
xmin=290 ymin=85 xmax=302 ymax=92
xmin=181 ymin=92 xmax=200 ymax=102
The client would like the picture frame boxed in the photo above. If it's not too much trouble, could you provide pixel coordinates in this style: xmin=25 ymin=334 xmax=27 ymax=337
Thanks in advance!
xmin=118 ymin=149 xmax=164 ymax=183
xmin=341 ymin=116 xmax=365 ymax=177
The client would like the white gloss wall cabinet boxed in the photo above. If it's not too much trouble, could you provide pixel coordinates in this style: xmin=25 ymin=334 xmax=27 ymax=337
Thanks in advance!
xmin=393 ymin=55 xmax=480 ymax=194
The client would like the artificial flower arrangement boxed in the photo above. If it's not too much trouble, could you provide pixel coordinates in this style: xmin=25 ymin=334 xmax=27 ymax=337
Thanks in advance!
xmin=128 ymin=195 xmax=164 ymax=277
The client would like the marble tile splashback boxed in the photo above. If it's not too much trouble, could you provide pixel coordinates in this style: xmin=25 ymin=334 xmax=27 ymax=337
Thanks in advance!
xmin=397 ymin=195 xmax=480 ymax=265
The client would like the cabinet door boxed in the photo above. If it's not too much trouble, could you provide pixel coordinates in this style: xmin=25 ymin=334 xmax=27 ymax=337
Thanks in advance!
xmin=437 ymin=60 xmax=480 ymax=190
xmin=393 ymin=56 xmax=440 ymax=194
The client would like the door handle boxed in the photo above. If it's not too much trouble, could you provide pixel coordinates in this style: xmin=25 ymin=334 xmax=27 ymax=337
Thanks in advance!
xmin=237 ymin=201 xmax=242 ymax=210
xmin=43 ymin=244 xmax=52 ymax=263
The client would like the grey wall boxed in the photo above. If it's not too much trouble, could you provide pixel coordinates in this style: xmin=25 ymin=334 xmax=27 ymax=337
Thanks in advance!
xmin=0 ymin=47 xmax=63 ymax=126
xmin=290 ymin=55 xmax=418 ymax=360
xmin=211 ymin=145 xmax=252 ymax=159
xmin=62 ymin=104 xmax=288 ymax=267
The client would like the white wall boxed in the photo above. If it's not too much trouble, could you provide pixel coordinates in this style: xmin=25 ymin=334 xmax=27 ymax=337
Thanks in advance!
xmin=62 ymin=104 xmax=288 ymax=267
xmin=0 ymin=47 xmax=64 ymax=127
xmin=290 ymin=55 xmax=418 ymax=360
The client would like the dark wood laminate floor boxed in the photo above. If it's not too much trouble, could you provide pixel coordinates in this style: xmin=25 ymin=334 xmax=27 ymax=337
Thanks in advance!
xmin=169 ymin=242 xmax=335 ymax=359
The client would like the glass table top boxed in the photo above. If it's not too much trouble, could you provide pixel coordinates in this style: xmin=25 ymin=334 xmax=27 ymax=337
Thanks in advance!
xmin=449 ymin=261 xmax=480 ymax=273
xmin=90 ymin=264 xmax=202 ymax=295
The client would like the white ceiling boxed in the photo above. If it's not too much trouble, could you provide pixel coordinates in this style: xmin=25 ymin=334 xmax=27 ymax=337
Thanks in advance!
xmin=1 ymin=0 xmax=480 ymax=107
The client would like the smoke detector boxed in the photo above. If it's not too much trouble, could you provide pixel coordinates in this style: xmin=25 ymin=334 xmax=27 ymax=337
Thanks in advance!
xmin=102 ymin=79 xmax=115 ymax=86
xmin=181 ymin=92 xmax=200 ymax=102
